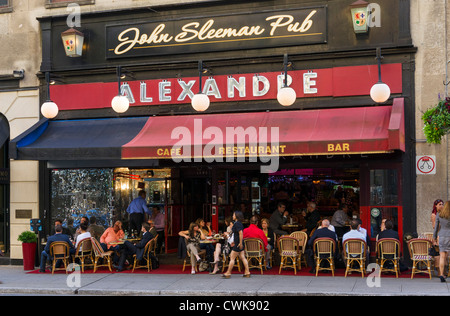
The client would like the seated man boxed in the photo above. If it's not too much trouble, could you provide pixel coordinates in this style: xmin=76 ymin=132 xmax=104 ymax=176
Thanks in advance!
xmin=39 ymin=225 xmax=75 ymax=273
xmin=342 ymin=219 xmax=366 ymax=243
xmin=376 ymin=219 xmax=399 ymax=241
xmin=305 ymin=219 xmax=337 ymax=272
xmin=115 ymin=222 xmax=155 ymax=272
xmin=243 ymin=216 xmax=269 ymax=267
xmin=269 ymin=202 xmax=289 ymax=235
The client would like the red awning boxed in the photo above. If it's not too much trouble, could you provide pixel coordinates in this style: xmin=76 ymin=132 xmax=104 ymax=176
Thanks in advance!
xmin=122 ymin=99 xmax=405 ymax=160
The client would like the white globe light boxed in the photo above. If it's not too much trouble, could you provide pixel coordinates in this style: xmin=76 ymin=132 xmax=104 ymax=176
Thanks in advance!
xmin=370 ymin=82 xmax=391 ymax=103
xmin=191 ymin=93 xmax=210 ymax=112
xmin=41 ymin=101 xmax=59 ymax=119
xmin=277 ymin=86 xmax=296 ymax=106
xmin=111 ymin=95 xmax=130 ymax=113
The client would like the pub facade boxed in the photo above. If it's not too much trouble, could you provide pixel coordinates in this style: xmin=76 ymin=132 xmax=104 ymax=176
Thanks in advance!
xmin=9 ymin=0 xmax=416 ymax=258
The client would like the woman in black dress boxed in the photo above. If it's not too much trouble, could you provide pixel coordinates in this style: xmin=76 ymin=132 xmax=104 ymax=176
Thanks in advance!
xmin=222 ymin=211 xmax=250 ymax=278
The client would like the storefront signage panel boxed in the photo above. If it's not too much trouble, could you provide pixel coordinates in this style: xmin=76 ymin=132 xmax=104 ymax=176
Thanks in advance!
xmin=105 ymin=7 xmax=327 ymax=58
xmin=50 ymin=63 xmax=402 ymax=111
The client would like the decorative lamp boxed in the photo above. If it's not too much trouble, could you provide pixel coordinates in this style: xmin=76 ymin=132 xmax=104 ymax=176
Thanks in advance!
xmin=370 ymin=48 xmax=391 ymax=103
xmin=191 ymin=61 xmax=210 ymax=112
xmin=61 ymin=28 xmax=84 ymax=57
xmin=277 ymin=54 xmax=296 ymax=106
xmin=41 ymin=101 xmax=59 ymax=119
xmin=111 ymin=95 xmax=129 ymax=113
xmin=112 ymin=66 xmax=130 ymax=113
xmin=40 ymin=72 xmax=59 ymax=119
xmin=350 ymin=0 xmax=370 ymax=34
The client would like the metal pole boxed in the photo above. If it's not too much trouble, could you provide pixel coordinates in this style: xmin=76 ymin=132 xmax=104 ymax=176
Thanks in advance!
xmin=198 ymin=60 xmax=203 ymax=94
xmin=284 ymin=54 xmax=288 ymax=87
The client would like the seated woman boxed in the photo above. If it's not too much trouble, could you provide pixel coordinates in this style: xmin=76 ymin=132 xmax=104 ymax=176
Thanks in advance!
xmin=179 ymin=222 xmax=214 ymax=274
xmin=261 ymin=218 xmax=275 ymax=269
xmin=210 ymin=217 xmax=233 ymax=274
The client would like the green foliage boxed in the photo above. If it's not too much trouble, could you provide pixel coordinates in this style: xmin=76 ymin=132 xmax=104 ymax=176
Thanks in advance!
xmin=422 ymin=97 xmax=450 ymax=144
xmin=17 ymin=231 xmax=37 ymax=243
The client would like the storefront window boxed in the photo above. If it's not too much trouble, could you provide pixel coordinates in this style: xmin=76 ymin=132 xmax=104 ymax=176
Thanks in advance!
xmin=369 ymin=169 xmax=398 ymax=206
xmin=51 ymin=168 xmax=114 ymax=229
xmin=51 ymin=168 xmax=172 ymax=232
xmin=113 ymin=168 xmax=172 ymax=230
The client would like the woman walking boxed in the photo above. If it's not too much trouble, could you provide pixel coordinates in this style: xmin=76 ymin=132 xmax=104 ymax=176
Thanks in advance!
xmin=222 ymin=211 xmax=250 ymax=278
xmin=433 ymin=200 xmax=450 ymax=282
xmin=431 ymin=199 xmax=444 ymax=229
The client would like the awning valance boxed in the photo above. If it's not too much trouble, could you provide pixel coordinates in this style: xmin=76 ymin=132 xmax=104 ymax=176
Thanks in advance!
xmin=122 ymin=101 xmax=405 ymax=160
xmin=10 ymin=117 xmax=148 ymax=160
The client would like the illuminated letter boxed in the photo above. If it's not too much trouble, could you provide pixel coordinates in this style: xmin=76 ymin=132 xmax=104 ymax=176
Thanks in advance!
xmin=253 ymin=75 xmax=270 ymax=97
xmin=140 ymin=82 xmax=153 ymax=103
xmin=303 ymin=72 xmax=318 ymax=94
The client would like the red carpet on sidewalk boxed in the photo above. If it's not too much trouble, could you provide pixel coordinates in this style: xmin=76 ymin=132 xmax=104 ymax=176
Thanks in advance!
xmin=27 ymin=264 xmax=428 ymax=278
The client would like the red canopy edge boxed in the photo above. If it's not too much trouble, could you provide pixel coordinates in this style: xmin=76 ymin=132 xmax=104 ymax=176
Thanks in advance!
xmin=122 ymin=101 xmax=405 ymax=160
xmin=388 ymin=98 xmax=405 ymax=152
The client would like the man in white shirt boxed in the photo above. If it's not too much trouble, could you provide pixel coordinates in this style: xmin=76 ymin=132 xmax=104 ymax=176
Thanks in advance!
xmin=342 ymin=219 xmax=366 ymax=243
xmin=74 ymin=222 xmax=91 ymax=250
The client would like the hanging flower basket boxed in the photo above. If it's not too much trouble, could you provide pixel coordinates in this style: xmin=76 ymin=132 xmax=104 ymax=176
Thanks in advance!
xmin=422 ymin=97 xmax=450 ymax=144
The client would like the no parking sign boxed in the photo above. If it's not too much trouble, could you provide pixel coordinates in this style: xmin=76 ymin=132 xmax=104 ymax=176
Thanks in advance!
xmin=416 ymin=155 xmax=436 ymax=175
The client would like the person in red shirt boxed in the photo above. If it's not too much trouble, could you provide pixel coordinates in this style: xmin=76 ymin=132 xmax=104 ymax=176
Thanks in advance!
xmin=243 ymin=216 xmax=268 ymax=253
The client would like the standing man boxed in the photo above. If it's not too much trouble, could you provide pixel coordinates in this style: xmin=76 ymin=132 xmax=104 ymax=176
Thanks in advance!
xmin=152 ymin=206 xmax=165 ymax=254
xmin=127 ymin=190 xmax=151 ymax=234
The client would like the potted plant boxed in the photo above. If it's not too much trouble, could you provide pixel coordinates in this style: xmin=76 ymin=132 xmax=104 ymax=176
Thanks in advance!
xmin=17 ymin=230 xmax=37 ymax=270
xmin=422 ymin=96 xmax=450 ymax=144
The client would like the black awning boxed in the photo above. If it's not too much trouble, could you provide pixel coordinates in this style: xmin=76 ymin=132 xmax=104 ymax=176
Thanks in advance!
xmin=10 ymin=117 xmax=149 ymax=161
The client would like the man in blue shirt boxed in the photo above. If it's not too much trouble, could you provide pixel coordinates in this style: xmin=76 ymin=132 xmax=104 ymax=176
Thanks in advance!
xmin=127 ymin=190 xmax=151 ymax=234
xmin=39 ymin=225 xmax=75 ymax=273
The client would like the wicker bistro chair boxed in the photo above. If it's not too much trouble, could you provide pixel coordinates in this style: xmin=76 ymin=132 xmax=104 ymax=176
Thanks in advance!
xmin=49 ymin=241 xmax=71 ymax=274
xmin=342 ymin=238 xmax=367 ymax=278
xmin=408 ymin=238 xmax=433 ymax=279
xmin=91 ymin=237 xmax=114 ymax=273
xmin=182 ymin=240 xmax=206 ymax=272
xmin=278 ymin=236 xmax=299 ymax=274
xmin=244 ymin=238 xmax=265 ymax=275
xmin=376 ymin=238 xmax=400 ymax=278
xmin=290 ymin=231 xmax=308 ymax=269
xmin=72 ymin=238 xmax=94 ymax=272
xmin=132 ymin=236 xmax=158 ymax=272
xmin=313 ymin=238 xmax=337 ymax=277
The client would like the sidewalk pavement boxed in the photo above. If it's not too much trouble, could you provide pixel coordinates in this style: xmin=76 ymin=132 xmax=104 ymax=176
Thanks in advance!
xmin=0 ymin=265 xmax=448 ymax=296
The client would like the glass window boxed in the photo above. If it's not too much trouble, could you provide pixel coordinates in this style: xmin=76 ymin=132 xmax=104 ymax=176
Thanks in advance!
xmin=369 ymin=169 xmax=398 ymax=206
xmin=45 ymin=0 xmax=94 ymax=9
xmin=51 ymin=168 xmax=114 ymax=232
xmin=0 ymin=0 xmax=12 ymax=13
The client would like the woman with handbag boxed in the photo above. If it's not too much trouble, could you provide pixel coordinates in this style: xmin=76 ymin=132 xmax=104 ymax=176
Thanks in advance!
xmin=433 ymin=201 xmax=450 ymax=282
xmin=222 ymin=211 xmax=250 ymax=278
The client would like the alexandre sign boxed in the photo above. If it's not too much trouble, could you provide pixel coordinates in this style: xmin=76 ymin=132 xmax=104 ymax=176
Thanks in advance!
xmin=106 ymin=7 xmax=327 ymax=58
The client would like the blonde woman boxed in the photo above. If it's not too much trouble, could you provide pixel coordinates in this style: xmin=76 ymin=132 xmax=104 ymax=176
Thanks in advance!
xmin=433 ymin=201 xmax=450 ymax=282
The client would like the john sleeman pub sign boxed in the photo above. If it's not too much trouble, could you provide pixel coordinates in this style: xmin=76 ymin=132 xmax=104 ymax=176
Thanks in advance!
xmin=106 ymin=6 xmax=327 ymax=58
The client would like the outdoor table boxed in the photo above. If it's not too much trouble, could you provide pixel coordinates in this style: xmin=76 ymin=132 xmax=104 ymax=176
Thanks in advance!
xmin=282 ymin=224 xmax=300 ymax=234
xmin=109 ymin=238 xmax=141 ymax=246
